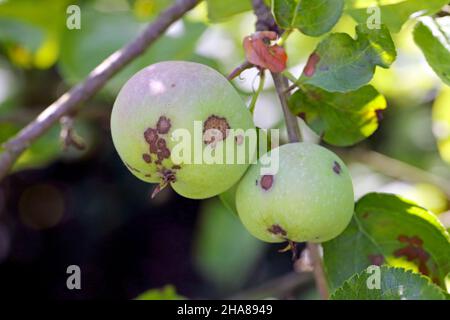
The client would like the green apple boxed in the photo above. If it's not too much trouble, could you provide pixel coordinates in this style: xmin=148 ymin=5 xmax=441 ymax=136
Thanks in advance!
xmin=111 ymin=61 xmax=255 ymax=199
xmin=236 ymin=142 xmax=354 ymax=243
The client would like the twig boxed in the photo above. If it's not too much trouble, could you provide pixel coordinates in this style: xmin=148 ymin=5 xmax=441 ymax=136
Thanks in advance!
xmin=306 ymin=243 xmax=329 ymax=299
xmin=60 ymin=116 xmax=86 ymax=151
xmin=251 ymin=0 xmax=327 ymax=299
xmin=252 ymin=0 xmax=280 ymax=34
xmin=436 ymin=5 xmax=450 ymax=17
xmin=249 ymin=70 xmax=266 ymax=113
xmin=342 ymin=149 xmax=450 ymax=199
xmin=271 ymin=73 xmax=302 ymax=143
xmin=0 ymin=0 xmax=201 ymax=181
xmin=227 ymin=61 xmax=254 ymax=81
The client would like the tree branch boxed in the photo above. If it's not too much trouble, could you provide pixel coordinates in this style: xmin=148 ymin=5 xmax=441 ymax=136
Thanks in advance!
xmin=0 ymin=0 xmax=201 ymax=181
xmin=251 ymin=0 xmax=327 ymax=300
xmin=271 ymin=72 xmax=302 ymax=143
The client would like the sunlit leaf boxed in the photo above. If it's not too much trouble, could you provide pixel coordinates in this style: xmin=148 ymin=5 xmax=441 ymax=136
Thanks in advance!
xmin=273 ymin=0 xmax=344 ymax=36
xmin=345 ymin=0 xmax=449 ymax=33
xmin=323 ymin=193 xmax=450 ymax=291
xmin=0 ymin=0 xmax=71 ymax=68
xmin=299 ymin=24 xmax=396 ymax=92
xmin=414 ymin=17 xmax=450 ymax=86
xmin=331 ymin=266 xmax=447 ymax=300
xmin=289 ymin=84 xmax=387 ymax=146
xmin=206 ymin=0 xmax=253 ymax=22
xmin=135 ymin=285 xmax=185 ymax=300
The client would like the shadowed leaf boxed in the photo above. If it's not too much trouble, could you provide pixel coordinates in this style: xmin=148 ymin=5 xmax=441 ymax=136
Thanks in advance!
xmin=289 ymin=84 xmax=387 ymax=146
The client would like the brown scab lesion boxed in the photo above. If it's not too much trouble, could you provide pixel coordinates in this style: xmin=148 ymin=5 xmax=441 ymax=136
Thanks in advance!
xmin=203 ymin=115 xmax=230 ymax=145
xmin=142 ymin=153 xmax=152 ymax=163
xmin=144 ymin=128 xmax=158 ymax=144
xmin=268 ymin=224 xmax=287 ymax=237
xmin=368 ymin=254 xmax=384 ymax=266
xmin=394 ymin=235 xmax=431 ymax=277
xmin=143 ymin=116 xmax=173 ymax=165
xmin=156 ymin=116 xmax=171 ymax=134
xmin=333 ymin=161 xmax=341 ymax=175
xmin=141 ymin=115 xmax=179 ymax=191
xmin=149 ymin=142 xmax=158 ymax=154
xmin=156 ymin=138 xmax=166 ymax=149
xmin=260 ymin=175 xmax=274 ymax=191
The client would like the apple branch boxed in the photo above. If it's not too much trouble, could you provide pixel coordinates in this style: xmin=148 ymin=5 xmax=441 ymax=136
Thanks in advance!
xmin=0 ymin=0 xmax=201 ymax=181
xmin=251 ymin=0 xmax=328 ymax=299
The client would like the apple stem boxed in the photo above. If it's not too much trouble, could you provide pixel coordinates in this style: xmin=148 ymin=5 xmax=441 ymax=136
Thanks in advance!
xmin=227 ymin=61 xmax=254 ymax=81
xmin=249 ymin=70 xmax=266 ymax=114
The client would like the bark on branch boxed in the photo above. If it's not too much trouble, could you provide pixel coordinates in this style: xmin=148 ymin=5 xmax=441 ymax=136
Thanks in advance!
xmin=0 ymin=0 xmax=200 ymax=181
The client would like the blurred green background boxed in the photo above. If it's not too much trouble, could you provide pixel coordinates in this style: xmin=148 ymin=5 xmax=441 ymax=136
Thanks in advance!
xmin=0 ymin=0 xmax=449 ymax=299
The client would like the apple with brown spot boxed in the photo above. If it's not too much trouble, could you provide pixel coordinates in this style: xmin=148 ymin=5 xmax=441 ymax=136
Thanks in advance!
xmin=111 ymin=61 xmax=256 ymax=199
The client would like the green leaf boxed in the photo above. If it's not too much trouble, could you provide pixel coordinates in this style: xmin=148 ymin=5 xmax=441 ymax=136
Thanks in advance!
xmin=0 ymin=123 xmax=61 ymax=172
xmin=289 ymin=84 xmax=387 ymax=146
xmin=331 ymin=266 xmax=447 ymax=300
xmin=346 ymin=0 xmax=449 ymax=33
xmin=0 ymin=19 xmax=44 ymax=52
xmin=0 ymin=117 xmax=93 ymax=173
xmin=273 ymin=0 xmax=344 ymax=36
xmin=323 ymin=193 xmax=450 ymax=291
xmin=206 ymin=0 xmax=252 ymax=22
xmin=300 ymin=24 xmax=396 ymax=92
xmin=194 ymin=198 xmax=265 ymax=290
xmin=414 ymin=17 xmax=450 ymax=86
xmin=58 ymin=7 xmax=207 ymax=96
xmin=130 ymin=0 xmax=172 ymax=20
xmin=135 ymin=285 xmax=185 ymax=300
xmin=432 ymin=87 xmax=450 ymax=164
xmin=0 ymin=0 xmax=71 ymax=68
xmin=206 ymin=0 xmax=273 ymax=22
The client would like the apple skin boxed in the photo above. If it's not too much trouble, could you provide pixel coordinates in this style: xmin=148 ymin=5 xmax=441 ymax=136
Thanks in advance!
xmin=111 ymin=61 xmax=255 ymax=199
xmin=236 ymin=142 xmax=354 ymax=243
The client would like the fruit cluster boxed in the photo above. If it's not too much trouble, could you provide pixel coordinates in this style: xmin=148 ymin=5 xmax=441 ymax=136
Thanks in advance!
xmin=111 ymin=61 xmax=355 ymax=244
